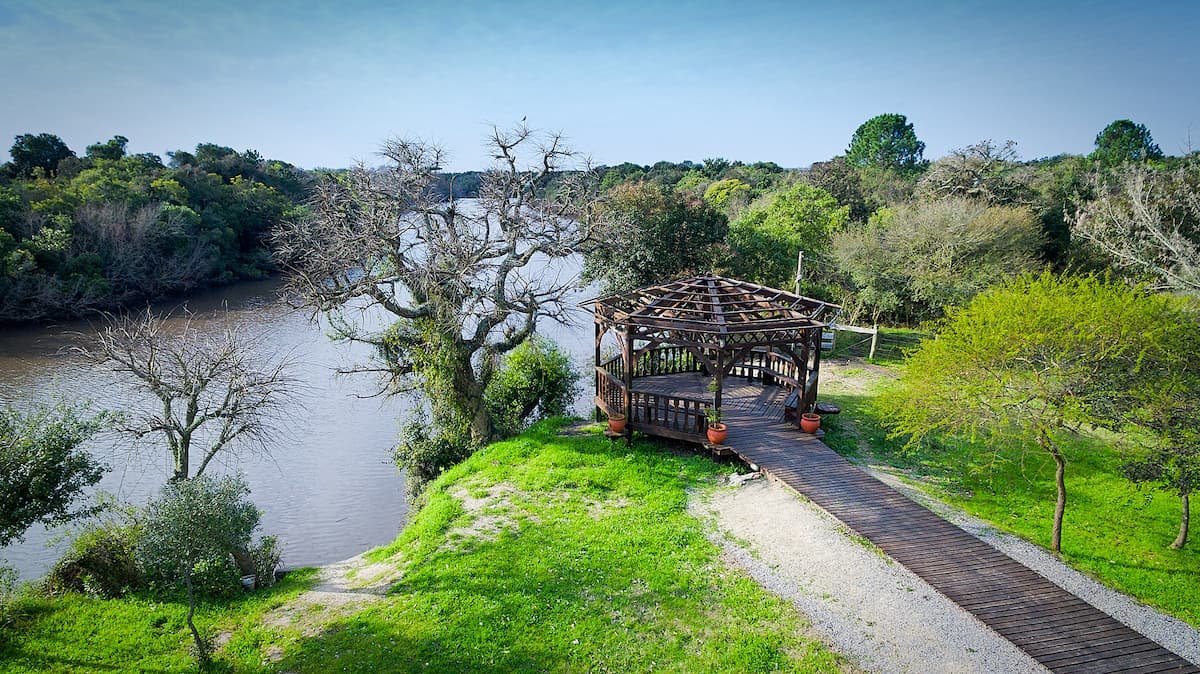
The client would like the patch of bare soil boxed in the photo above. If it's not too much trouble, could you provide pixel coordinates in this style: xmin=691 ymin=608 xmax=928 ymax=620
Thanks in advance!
xmin=253 ymin=553 xmax=402 ymax=662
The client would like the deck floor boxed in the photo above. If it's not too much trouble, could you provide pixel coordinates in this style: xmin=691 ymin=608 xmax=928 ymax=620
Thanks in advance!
xmin=634 ymin=373 xmax=1199 ymax=673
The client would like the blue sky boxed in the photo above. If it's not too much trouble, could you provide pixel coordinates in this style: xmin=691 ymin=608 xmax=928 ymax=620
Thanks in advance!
xmin=1 ymin=0 xmax=1197 ymax=170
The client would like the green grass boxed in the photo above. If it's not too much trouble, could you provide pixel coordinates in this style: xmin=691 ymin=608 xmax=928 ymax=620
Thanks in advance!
xmin=1 ymin=420 xmax=844 ymax=673
xmin=0 ymin=568 xmax=318 ymax=673
xmin=820 ymin=386 xmax=1200 ymax=627
xmin=828 ymin=326 xmax=927 ymax=366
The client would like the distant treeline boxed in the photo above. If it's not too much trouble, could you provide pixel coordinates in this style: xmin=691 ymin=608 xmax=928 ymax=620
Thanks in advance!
xmin=0 ymin=133 xmax=314 ymax=322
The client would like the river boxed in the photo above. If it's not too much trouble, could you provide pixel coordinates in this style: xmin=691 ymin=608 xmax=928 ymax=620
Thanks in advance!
xmin=0 ymin=271 xmax=594 ymax=581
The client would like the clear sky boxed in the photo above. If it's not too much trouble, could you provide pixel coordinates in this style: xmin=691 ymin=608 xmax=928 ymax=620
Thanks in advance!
xmin=1 ymin=0 xmax=1197 ymax=170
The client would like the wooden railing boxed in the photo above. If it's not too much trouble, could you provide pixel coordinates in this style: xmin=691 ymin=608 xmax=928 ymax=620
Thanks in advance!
xmin=595 ymin=343 xmax=812 ymax=442
xmin=628 ymin=390 xmax=709 ymax=442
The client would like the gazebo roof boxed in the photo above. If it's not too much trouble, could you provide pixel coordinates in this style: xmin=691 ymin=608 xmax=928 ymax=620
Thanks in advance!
xmin=585 ymin=275 xmax=839 ymax=348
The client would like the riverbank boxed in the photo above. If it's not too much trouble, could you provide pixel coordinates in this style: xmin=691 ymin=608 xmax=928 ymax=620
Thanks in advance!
xmin=0 ymin=420 xmax=848 ymax=673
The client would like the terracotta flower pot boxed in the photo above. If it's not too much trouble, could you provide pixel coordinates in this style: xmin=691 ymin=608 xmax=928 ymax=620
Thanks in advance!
xmin=608 ymin=414 xmax=626 ymax=434
xmin=707 ymin=422 xmax=728 ymax=445
xmin=800 ymin=412 xmax=821 ymax=434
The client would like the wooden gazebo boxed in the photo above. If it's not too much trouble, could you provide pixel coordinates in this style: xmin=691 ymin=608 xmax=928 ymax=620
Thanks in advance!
xmin=585 ymin=275 xmax=839 ymax=444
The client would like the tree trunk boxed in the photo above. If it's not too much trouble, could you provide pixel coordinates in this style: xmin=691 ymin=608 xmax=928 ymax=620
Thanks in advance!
xmin=1039 ymin=429 xmax=1067 ymax=554
xmin=1172 ymin=493 xmax=1190 ymax=550
xmin=183 ymin=569 xmax=207 ymax=663
xmin=451 ymin=357 xmax=494 ymax=444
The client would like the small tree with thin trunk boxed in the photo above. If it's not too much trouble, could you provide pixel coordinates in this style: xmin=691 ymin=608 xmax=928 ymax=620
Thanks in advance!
xmin=74 ymin=309 xmax=297 ymax=482
xmin=136 ymin=474 xmax=260 ymax=665
xmin=1122 ymin=306 xmax=1200 ymax=549
xmin=880 ymin=273 xmax=1180 ymax=553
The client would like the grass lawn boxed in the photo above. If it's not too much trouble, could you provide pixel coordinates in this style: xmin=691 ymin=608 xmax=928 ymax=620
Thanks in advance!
xmin=1 ymin=420 xmax=845 ymax=673
xmin=819 ymin=369 xmax=1200 ymax=628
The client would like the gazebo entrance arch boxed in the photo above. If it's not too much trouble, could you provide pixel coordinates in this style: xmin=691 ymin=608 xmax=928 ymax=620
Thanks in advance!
xmin=584 ymin=275 xmax=839 ymax=444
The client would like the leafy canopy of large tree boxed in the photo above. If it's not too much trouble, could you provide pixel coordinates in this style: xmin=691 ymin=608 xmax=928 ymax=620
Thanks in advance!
xmin=0 ymin=404 xmax=106 ymax=547
xmin=726 ymin=182 xmax=848 ymax=292
xmin=7 ymin=133 xmax=75 ymax=178
xmin=1090 ymin=119 xmax=1164 ymax=166
xmin=845 ymin=113 xmax=927 ymax=174
xmin=881 ymin=273 xmax=1185 ymax=553
xmin=582 ymin=181 xmax=727 ymax=293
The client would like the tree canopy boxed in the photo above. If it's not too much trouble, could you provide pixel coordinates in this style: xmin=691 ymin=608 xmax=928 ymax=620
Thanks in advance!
xmin=845 ymin=114 xmax=927 ymax=174
xmin=1090 ymin=119 xmax=1164 ymax=165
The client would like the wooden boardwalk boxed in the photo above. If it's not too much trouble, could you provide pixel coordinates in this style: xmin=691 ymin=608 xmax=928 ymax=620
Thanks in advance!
xmin=638 ymin=373 xmax=1198 ymax=673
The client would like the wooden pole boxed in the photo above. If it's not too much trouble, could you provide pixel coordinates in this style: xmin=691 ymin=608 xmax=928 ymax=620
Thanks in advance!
xmin=795 ymin=250 xmax=804 ymax=294
xmin=808 ymin=329 xmax=822 ymax=413
xmin=594 ymin=319 xmax=603 ymax=421
xmin=623 ymin=330 xmax=634 ymax=446
xmin=868 ymin=324 xmax=879 ymax=361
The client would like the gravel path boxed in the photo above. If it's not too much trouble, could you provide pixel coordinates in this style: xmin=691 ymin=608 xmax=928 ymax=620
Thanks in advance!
xmin=695 ymin=475 xmax=1049 ymax=674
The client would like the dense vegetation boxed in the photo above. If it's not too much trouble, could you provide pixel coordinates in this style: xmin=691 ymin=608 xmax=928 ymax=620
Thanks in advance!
xmin=0 ymin=133 xmax=313 ymax=322
xmin=0 ymin=422 xmax=843 ymax=672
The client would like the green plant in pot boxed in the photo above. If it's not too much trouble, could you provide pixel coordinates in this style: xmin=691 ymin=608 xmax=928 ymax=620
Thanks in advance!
xmin=706 ymin=407 xmax=728 ymax=445
xmin=608 ymin=411 xmax=626 ymax=434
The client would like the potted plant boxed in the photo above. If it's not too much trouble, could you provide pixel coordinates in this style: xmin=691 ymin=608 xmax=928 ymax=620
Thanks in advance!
xmin=608 ymin=412 xmax=626 ymax=434
xmin=706 ymin=407 xmax=728 ymax=445
xmin=800 ymin=412 xmax=821 ymax=434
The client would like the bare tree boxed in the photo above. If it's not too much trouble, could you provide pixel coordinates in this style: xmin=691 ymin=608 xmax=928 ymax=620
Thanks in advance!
xmin=917 ymin=140 xmax=1032 ymax=206
xmin=1071 ymin=161 xmax=1200 ymax=294
xmin=272 ymin=123 xmax=602 ymax=443
xmin=73 ymin=309 xmax=297 ymax=481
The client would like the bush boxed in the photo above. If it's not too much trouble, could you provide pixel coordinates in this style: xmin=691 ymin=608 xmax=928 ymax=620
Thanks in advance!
xmin=46 ymin=508 xmax=143 ymax=598
xmin=485 ymin=337 xmax=580 ymax=438
xmin=393 ymin=421 xmax=475 ymax=496
xmin=249 ymin=535 xmax=281 ymax=589
xmin=832 ymin=198 xmax=1044 ymax=323
xmin=0 ymin=563 xmax=17 ymax=635
xmin=137 ymin=474 xmax=263 ymax=600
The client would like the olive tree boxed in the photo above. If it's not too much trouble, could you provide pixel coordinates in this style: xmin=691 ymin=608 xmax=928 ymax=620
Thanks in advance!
xmin=881 ymin=273 xmax=1181 ymax=553
xmin=74 ymin=310 xmax=297 ymax=482
xmin=273 ymin=123 xmax=603 ymax=445
xmin=0 ymin=403 xmax=105 ymax=547
xmin=137 ymin=474 xmax=261 ymax=663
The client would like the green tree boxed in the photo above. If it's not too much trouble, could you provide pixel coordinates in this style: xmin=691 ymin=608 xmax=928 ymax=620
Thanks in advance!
xmin=0 ymin=404 xmax=106 ymax=547
xmin=85 ymin=135 xmax=129 ymax=162
xmin=8 ymin=133 xmax=75 ymax=178
xmin=846 ymin=114 xmax=927 ymax=174
xmin=582 ymin=181 xmax=727 ymax=293
xmin=832 ymin=198 xmax=1044 ymax=323
xmin=702 ymin=178 xmax=751 ymax=211
xmin=136 ymin=474 xmax=261 ymax=664
xmin=881 ymin=273 xmax=1183 ymax=553
xmin=1122 ymin=303 xmax=1200 ymax=548
xmin=726 ymin=183 xmax=848 ymax=292
xmin=806 ymin=156 xmax=870 ymax=222
xmin=1090 ymin=119 xmax=1164 ymax=165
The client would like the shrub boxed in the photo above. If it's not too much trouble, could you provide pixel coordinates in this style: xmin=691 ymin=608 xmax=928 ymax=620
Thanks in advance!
xmin=393 ymin=421 xmax=475 ymax=497
xmin=0 ymin=563 xmax=17 ymax=635
xmin=46 ymin=508 xmax=143 ymax=598
xmin=833 ymin=198 xmax=1044 ymax=323
xmin=249 ymin=535 xmax=281 ymax=589
xmin=485 ymin=337 xmax=580 ymax=438
xmin=137 ymin=474 xmax=262 ymax=600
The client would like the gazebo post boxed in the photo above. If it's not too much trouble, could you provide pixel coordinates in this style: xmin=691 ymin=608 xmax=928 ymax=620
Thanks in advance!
xmin=593 ymin=318 xmax=602 ymax=422
xmin=807 ymin=328 xmax=823 ymax=413
xmin=623 ymin=330 xmax=634 ymax=446
xmin=712 ymin=349 xmax=724 ymax=413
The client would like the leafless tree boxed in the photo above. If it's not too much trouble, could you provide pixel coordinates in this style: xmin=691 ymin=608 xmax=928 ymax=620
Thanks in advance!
xmin=918 ymin=140 xmax=1033 ymax=205
xmin=73 ymin=309 xmax=298 ymax=481
xmin=1071 ymin=161 xmax=1200 ymax=294
xmin=272 ymin=122 xmax=603 ymax=442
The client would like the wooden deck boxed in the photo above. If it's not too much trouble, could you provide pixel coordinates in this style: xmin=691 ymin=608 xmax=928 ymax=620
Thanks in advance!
xmin=636 ymin=373 xmax=1199 ymax=673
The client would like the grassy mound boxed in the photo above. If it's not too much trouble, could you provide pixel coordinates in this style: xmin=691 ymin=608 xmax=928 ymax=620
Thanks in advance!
xmin=1 ymin=420 xmax=844 ymax=673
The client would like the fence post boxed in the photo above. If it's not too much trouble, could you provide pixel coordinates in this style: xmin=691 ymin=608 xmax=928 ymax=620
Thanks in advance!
xmin=868 ymin=325 xmax=879 ymax=361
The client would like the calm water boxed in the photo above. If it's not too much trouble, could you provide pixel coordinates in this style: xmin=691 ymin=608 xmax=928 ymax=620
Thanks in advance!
xmin=0 ymin=270 xmax=593 ymax=581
